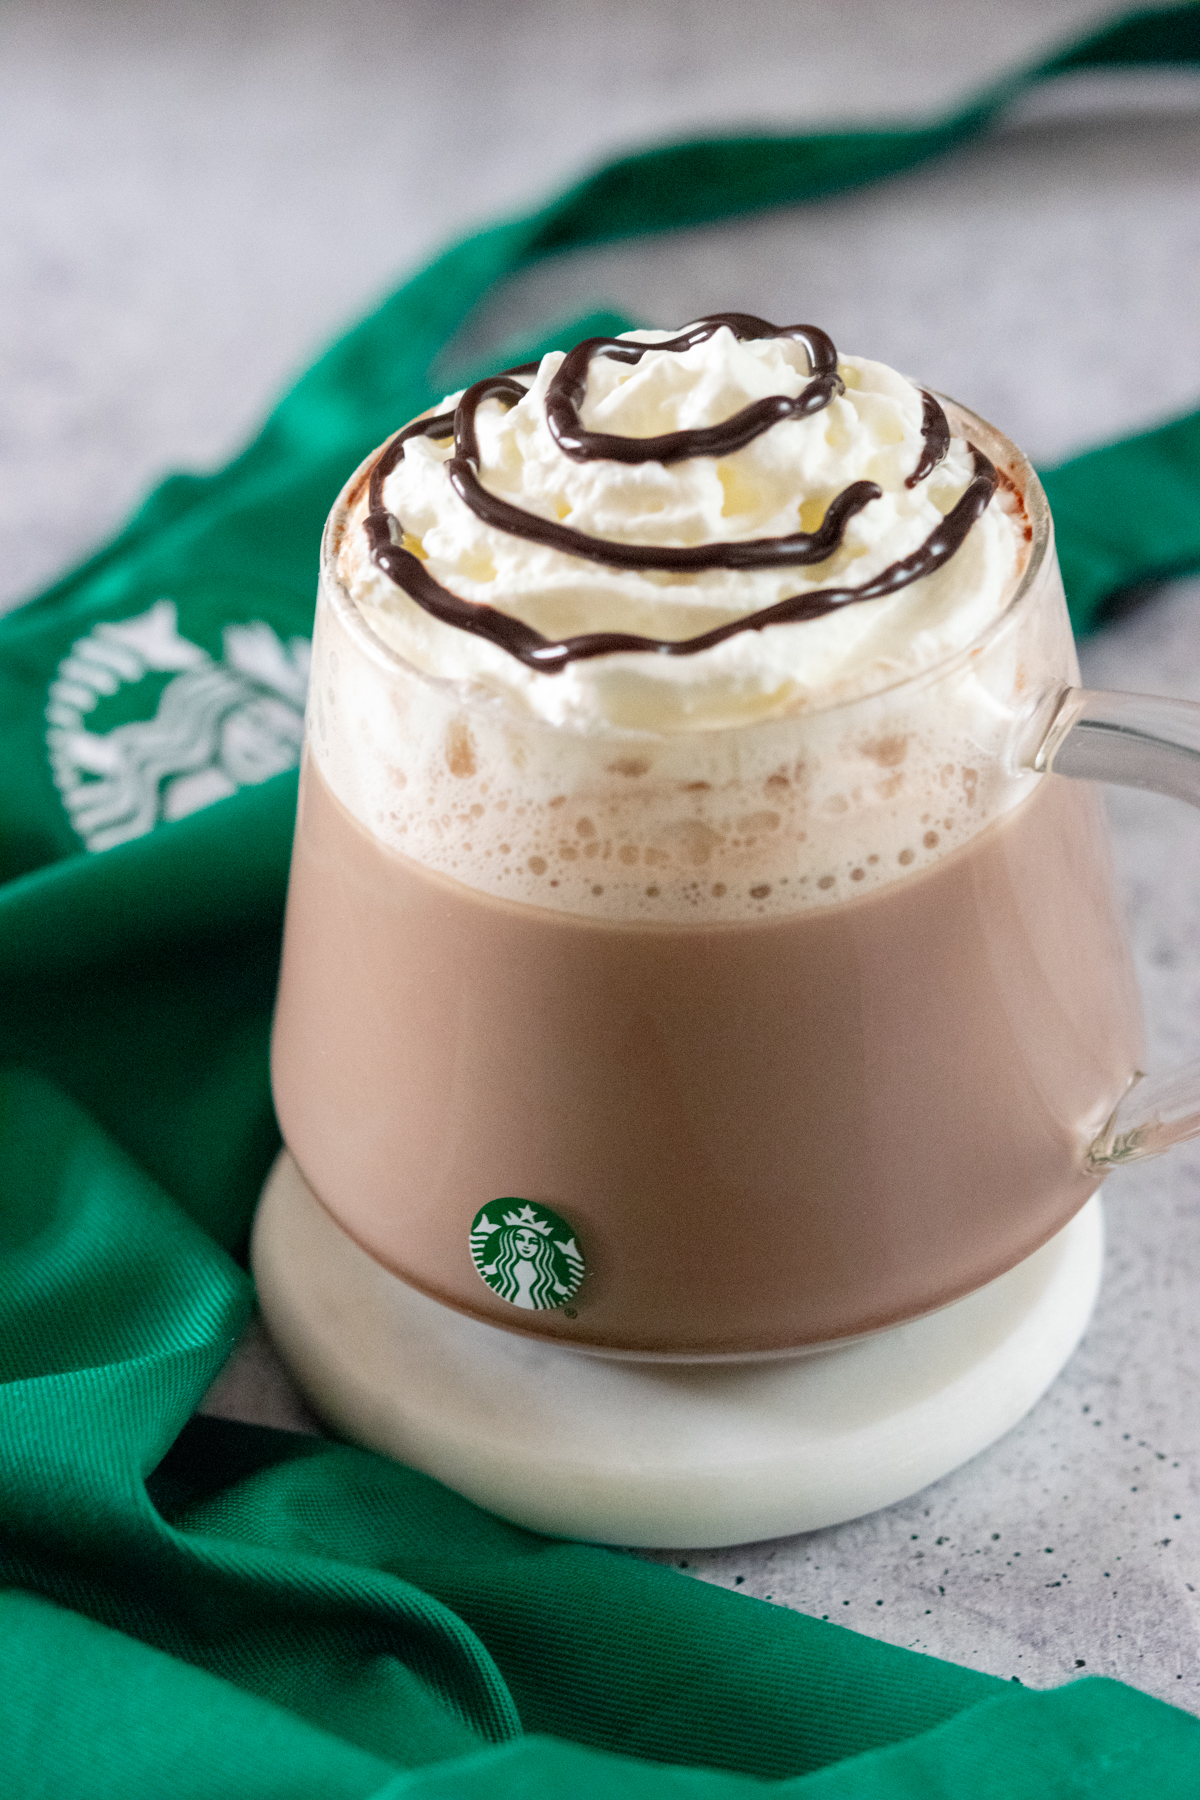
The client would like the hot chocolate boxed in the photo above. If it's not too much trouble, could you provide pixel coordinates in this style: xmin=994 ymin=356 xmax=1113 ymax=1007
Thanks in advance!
xmin=273 ymin=752 xmax=1138 ymax=1356
xmin=270 ymin=318 xmax=1143 ymax=1356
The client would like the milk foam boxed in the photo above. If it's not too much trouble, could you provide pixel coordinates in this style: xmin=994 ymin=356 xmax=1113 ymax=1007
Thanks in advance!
xmin=318 ymin=326 xmax=1073 ymax=923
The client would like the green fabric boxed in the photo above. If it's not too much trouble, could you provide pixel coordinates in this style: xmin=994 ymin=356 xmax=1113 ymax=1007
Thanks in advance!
xmin=1042 ymin=406 xmax=1200 ymax=624
xmin=4 ymin=3 xmax=1200 ymax=1793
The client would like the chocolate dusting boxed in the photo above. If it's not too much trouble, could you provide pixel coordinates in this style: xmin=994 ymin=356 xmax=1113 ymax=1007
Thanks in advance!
xmin=364 ymin=315 xmax=992 ymax=674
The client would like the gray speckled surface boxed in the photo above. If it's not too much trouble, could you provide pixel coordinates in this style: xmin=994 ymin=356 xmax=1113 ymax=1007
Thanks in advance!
xmin=10 ymin=0 xmax=1200 ymax=1716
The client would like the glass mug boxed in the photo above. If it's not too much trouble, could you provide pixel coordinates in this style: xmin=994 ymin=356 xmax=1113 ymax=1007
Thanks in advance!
xmin=271 ymin=399 xmax=1199 ymax=1360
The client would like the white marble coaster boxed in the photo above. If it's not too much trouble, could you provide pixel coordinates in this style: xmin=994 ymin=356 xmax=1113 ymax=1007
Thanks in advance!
xmin=251 ymin=1152 xmax=1103 ymax=1549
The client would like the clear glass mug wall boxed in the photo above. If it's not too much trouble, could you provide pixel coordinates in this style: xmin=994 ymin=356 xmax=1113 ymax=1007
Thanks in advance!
xmin=271 ymin=402 xmax=1195 ymax=1359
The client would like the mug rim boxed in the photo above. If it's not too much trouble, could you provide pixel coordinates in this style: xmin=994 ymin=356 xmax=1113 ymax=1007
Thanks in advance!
xmin=320 ymin=392 xmax=1053 ymax=745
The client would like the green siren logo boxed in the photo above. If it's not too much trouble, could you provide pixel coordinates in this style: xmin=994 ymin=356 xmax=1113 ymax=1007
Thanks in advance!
xmin=470 ymin=1200 xmax=585 ymax=1311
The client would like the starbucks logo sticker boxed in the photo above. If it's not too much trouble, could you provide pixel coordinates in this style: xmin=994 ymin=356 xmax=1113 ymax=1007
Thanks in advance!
xmin=470 ymin=1200 xmax=585 ymax=1311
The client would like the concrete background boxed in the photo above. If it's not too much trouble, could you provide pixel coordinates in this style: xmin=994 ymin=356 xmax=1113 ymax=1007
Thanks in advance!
xmin=7 ymin=0 xmax=1200 ymax=1713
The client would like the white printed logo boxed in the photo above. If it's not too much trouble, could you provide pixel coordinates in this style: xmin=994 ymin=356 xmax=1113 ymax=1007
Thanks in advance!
xmin=45 ymin=600 xmax=311 ymax=853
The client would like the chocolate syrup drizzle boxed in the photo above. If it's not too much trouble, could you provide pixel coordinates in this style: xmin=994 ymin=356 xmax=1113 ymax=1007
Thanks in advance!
xmin=364 ymin=314 xmax=997 ymax=674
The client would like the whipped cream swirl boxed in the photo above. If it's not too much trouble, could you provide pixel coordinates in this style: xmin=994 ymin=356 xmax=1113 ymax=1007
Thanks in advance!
xmin=340 ymin=320 xmax=1028 ymax=733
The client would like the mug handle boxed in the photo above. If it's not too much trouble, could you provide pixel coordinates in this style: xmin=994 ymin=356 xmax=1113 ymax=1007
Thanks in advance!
xmin=1025 ymin=685 xmax=1200 ymax=1169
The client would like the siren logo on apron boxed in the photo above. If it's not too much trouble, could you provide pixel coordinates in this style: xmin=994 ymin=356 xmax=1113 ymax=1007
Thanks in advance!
xmin=470 ymin=1200 xmax=586 ymax=1311
xmin=45 ymin=600 xmax=310 ymax=853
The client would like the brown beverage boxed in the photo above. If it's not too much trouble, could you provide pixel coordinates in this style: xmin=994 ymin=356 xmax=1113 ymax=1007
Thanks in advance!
xmin=271 ymin=316 xmax=1144 ymax=1356
xmin=272 ymin=750 xmax=1140 ymax=1356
